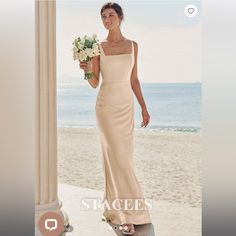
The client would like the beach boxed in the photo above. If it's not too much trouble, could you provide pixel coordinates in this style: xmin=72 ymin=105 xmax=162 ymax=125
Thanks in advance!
xmin=57 ymin=127 xmax=202 ymax=209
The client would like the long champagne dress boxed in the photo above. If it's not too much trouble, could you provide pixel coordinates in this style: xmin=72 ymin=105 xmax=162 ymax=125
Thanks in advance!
xmin=95 ymin=40 xmax=152 ymax=225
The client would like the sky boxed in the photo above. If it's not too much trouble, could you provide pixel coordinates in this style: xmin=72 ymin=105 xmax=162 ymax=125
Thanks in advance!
xmin=56 ymin=0 xmax=202 ymax=83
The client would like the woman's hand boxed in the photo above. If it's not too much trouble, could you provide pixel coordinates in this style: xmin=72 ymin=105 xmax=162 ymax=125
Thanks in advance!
xmin=79 ymin=60 xmax=92 ymax=73
xmin=141 ymin=108 xmax=150 ymax=128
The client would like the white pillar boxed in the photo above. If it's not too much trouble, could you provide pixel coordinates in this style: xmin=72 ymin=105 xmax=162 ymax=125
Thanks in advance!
xmin=35 ymin=1 xmax=69 ymax=235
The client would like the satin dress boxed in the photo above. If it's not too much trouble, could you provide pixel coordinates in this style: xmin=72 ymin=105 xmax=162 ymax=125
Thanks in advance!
xmin=95 ymin=40 xmax=152 ymax=225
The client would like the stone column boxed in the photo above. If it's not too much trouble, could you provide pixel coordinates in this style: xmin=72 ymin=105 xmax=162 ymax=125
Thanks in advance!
xmin=35 ymin=1 xmax=69 ymax=235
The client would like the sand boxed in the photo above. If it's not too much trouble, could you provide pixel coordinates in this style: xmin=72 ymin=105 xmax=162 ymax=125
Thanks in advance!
xmin=57 ymin=127 xmax=202 ymax=209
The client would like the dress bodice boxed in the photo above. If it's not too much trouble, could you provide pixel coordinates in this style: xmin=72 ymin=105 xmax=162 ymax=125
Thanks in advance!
xmin=99 ymin=40 xmax=134 ymax=85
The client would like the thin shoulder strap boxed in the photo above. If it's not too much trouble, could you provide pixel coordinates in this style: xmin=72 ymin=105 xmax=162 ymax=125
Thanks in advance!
xmin=131 ymin=40 xmax=134 ymax=56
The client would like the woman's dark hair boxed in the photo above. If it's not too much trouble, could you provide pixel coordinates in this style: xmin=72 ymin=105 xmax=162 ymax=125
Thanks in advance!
xmin=100 ymin=2 xmax=124 ymax=25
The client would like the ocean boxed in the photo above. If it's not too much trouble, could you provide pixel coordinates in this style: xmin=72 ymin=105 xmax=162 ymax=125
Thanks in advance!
xmin=57 ymin=82 xmax=201 ymax=132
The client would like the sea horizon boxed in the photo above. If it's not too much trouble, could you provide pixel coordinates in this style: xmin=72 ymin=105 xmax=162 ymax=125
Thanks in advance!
xmin=57 ymin=82 xmax=201 ymax=133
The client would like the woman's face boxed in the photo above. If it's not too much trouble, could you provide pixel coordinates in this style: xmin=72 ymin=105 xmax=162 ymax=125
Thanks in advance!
xmin=101 ymin=8 xmax=122 ymax=30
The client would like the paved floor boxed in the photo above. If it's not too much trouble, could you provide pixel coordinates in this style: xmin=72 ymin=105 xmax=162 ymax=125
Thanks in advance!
xmin=58 ymin=183 xmax=201 ymax=236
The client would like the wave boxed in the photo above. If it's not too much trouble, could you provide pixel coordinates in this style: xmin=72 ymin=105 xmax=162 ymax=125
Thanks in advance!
xmin=57 ymin=124 xmax=201 ymax=133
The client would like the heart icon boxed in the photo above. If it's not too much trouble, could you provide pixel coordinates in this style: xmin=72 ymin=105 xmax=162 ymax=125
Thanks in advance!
xmin=185 ymin=5 xmax=198 ymax=17
xmin=188 ymin=8 xmax=194 ymax=14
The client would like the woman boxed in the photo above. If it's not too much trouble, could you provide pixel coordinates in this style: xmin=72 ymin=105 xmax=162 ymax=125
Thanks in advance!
xmin=79 ymin=2 xmax=151 ymax=234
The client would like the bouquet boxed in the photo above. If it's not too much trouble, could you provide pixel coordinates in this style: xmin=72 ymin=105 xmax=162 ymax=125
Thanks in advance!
xmin=72 ymin=34 xmax=100 ymax=80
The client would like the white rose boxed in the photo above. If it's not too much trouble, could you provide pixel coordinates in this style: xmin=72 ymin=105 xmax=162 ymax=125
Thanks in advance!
xmin=92 ymin=44 xmax=100 ymax=55
xmin=78 ymin=50 xmax=87 ymax=61
xmin=93 ymin=48 xmax=100 ymax=56
xmin=77 ymin=42 xmax=84 ymax=50
xmin=80 ymin=38 xmax=85 ymax=45
xmin=73 ymin=51 xmax=79 ymax=60
xmin=92 ymin=43 xmax=99 ymax=50
xmin=73 ymin=47 xmax=78 ymax=53
xmin=85 ymin=48 xmax=94 ymax=58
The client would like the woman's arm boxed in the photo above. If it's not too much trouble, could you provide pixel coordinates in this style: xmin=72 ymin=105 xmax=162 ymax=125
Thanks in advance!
xmin=130 ymin=41 xmax=150 ymax=127
xmin=79 ymin=54 xmax=100 ymax=88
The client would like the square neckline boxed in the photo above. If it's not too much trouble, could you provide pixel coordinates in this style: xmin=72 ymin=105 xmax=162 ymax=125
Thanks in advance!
xmin=100 ymin=40 xmax=133 ymax=57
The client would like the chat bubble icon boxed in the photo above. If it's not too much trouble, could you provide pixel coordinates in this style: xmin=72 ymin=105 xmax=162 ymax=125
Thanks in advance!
xmin=45 ymin=219 xmax=58 ymax=231
xmin=39 ymin=211 xmax=64 ymax=235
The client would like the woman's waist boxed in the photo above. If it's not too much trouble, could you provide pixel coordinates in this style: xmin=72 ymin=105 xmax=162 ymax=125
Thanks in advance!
xmin=97 ymin=83 xmax=133 ymax=102
xmin=96 ymin=92 xmax=134 ymax=106
xmin=98 ymin=82 xmax=133 ymax=93
xmin=101 ymin=80 xmax=131 ymax=86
